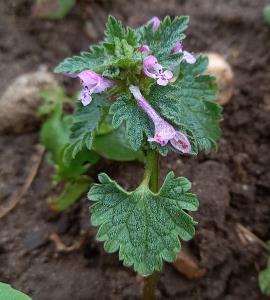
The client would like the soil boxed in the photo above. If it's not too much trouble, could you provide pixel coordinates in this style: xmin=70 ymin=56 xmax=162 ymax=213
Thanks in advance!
xmin=1 ymin=0 xmax=270 ymax=299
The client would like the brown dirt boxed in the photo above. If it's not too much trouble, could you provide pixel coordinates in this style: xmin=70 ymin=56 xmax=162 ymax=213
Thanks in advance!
xmin=1 ymin=0 xmax=270 ymax=299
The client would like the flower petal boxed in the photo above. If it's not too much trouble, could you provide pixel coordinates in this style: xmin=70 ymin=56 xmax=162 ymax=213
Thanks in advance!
xmin=183 ymin=51 xmax=196 ymax=64
xmin=157 ymin=77 xmax=169 ymax=86
xmin=144 ymin=55 xmax=158 ymax=69
xmin=164 ymin=70 xmax=173 ymax=80
xmin=80 ymin=88 xmax=92 ymax=106
xmin=77 ymin=70 xmax=100 ymax=86
xmin=170 ymin=131 xmax=191 ymax=153
xmin=143 ymin=55 xmax=160 ymax=79
xmin=148 ymin=136 xmax=167 ymax=146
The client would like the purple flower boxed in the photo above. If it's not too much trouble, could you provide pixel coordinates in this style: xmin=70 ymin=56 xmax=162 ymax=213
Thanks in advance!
xmin=147 ymin=16 xmax=160 ymax=31
xmin=129 ymin=85 xmax=191 ymax=153
xmin=172 ymin=41 xmax=196 ymax=64
xmin=138 ymin=44 xmax=150 ymax=54
xmin=143 ymin=55 xmax=173 ymax=86
xmin=65 ymin=70 xmax=114 ymax=106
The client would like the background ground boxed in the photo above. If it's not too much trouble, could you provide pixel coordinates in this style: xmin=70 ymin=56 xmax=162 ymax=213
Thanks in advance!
xmin=0 ymin=0 xmax=270 ymax=299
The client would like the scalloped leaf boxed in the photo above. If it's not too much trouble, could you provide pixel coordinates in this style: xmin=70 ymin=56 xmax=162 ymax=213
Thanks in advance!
xmin=88 ymin=171 xmax=198 ymax=276
xmin=148 ymin=56 xmax=222 ymax=153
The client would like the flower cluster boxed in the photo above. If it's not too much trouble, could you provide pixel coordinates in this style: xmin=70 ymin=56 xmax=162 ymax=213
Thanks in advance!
xmin=64 ymin=16 xmax=195 ymax=154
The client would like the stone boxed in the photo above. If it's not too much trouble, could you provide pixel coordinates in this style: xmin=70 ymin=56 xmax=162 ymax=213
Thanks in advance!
xmin=0 ymin=66 xmax=58 ymax=133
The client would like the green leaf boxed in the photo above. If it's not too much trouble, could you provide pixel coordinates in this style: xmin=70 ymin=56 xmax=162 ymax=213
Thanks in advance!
xmin=0 ymin=282 xmax=31 ymax=300
xmin=40 ymin=102 xmax=71 ymax=163
xmin=88 ymin=171 xmax=198 ymax=276
xmin=263 ymin=4 xmax=270 ymax=26
xmin=48 ymin=176 xmax=91 ymax=212
xmin=93 ymin=126 xmax=144 ymax=161
xmin=140 ymin=16 xmax=189 ymax=61
xmin=102 ymin=66 xmax=120 ymax=79
xmin=40 ymin=94 xmax=99 ymax=182
xmin=55 ymin=16 xmax=140 ymax=75
xmin=148 ymin=56 xmax=222 ymax=153
xmin=109 ymin=93 xmax=197 ymax=156
xmin=38 ymin=87 xmax=71 ymax=117
xmin=65 ymin=95 xmax=107 ymax=158
xmin=259 ymin=257 xmax=270 ymax=296
xmin=55 ymin=145 xmax=99 ymax=182
xmin=105 ymin=15 xmax=138 ymax=47
xmin=54 ymin=45 xmax=106 ymax=74
xmin=110 ymin=94 xmax=153 ymax=151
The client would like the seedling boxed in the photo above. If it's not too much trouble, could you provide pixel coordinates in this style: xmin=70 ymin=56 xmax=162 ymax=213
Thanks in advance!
xmin=55 ymin=15 xmax=222 ymax=299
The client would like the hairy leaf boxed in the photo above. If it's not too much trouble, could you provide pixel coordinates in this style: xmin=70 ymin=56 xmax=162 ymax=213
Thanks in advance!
xmin=54 ymin=45 xmax=106 ymax=74
xmin=140 ymin=16 xmax=189 ymax=62
xmin=0 ymin=282 xmax=31 ymax=300
xmin=89 ymin=172 xmax=198 ymax=276
xmin=148 ymin=56 xmax=222 ymax=153
xmin=105 ymin=15 xmax=138 ymax=47
xmin=110 ymin=94 xmax=153 ymax=151
xmin=65 ymin=95 xmax=107 ymax=158
xmin=55 ymin=16 xmax=142 ymax=77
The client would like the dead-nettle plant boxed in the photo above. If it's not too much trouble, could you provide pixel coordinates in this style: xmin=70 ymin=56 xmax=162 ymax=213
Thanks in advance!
xmin=55 ymin=15 xmax=222 ymax=298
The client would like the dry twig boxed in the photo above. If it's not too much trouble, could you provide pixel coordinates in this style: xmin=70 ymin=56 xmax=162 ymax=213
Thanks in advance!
xmin=0 ymin=144 xmax=45 ymax=219
xmin=49 ymin=232 xmax=81 ymax=253
xmin=236 ymin=223 xmax=270 ymax=252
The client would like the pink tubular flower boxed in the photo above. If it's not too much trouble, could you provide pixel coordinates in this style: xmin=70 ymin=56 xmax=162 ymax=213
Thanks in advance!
xmin=65 ymin=70 xmax=114 ymax=106
xmin=129 ymin=85 xmax=191 ymax=153
xmin=172 ymin=41 xmax=196 ymax=64
xmin=143 ymin=55 xmax=173 ymax=86
xmin=147 ymin=16 xmax=160 ymax=31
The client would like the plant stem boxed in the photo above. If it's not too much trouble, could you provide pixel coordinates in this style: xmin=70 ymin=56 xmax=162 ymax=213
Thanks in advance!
xmin=143 ymin=272 xmax=158 ymax=300
xmin=143 ymin=150 xmax=159 ymax=300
